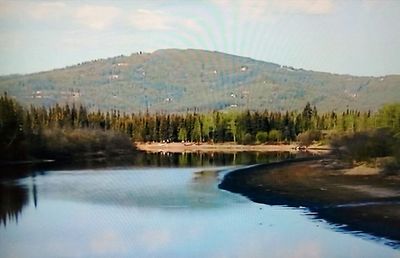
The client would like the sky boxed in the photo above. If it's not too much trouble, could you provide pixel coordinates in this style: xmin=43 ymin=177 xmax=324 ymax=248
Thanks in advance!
xmin=0 ymin=0 xmax=399 ymax=76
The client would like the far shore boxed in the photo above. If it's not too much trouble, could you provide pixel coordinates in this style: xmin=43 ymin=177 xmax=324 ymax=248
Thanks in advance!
xmin=135 ymin=142 xmax=331 ymax=154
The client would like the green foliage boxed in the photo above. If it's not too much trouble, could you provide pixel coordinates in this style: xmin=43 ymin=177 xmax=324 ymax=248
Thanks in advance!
xmin=192 ymin=117 xmax=202 ymax=142
xmin=227 ymin=116 xmax=238 ymax=143
xmin=268 ymin=130 xmax=282 ymax=142
xmin=33 ymin=129 xmax=132 ymax=160
xmin=256 ymin=131 xmax=268 ymax=144
xmin=331 ymin=127 xmax=400 ymax=173
xmin=392 ymin=134 xmax=400 ymax=167
xmin=331 ymin=128 xmax=396 ymax=162
xmin=301 ymin=102 xmax=313 ymax=131
xmin=178 ymin=127 xmax=187 ymax=142
xmin=1 ymin=49 xmax=399 ymax=113
xmin=1 ymin=92 xmax=400 ymax=163
xmin=297 ymin=130 xmax=322 ymax=147
xmin=242 ymin=133 xmax=254 ymax=145
xmin=0 ymin=93 xmax=134 ymax=161
xmin=0 ymin=93 xmax=25 ymax=159
xmin=376 ymin=103 xmax=400 ymax=133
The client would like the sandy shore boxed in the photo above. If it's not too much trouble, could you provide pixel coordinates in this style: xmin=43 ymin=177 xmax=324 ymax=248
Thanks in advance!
xmin=135 ymin=142 xmax=330 ymax=154
xmin=219 ymin=158 xmax=400 ymax=244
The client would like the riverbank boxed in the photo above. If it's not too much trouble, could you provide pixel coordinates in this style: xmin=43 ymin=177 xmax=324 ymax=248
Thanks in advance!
xmin=135 ymin=142 xmax=331 ymax=154
xmin=219 ymin=158 xmax=400 ymax=245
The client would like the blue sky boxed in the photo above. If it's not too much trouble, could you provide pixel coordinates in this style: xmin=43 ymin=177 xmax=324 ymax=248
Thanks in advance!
xmin=0 ymin=0 xmax=399 ymax=76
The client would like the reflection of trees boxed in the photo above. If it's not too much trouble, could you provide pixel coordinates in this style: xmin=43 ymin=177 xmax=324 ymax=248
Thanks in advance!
xmin=129 ymin=151 xmax=295 ymax=167
xmin=0 ymin=183 xmax=29 ymax=226
xmin=192 ymin=170 xmax=219 ymax=193
xmin=193 ymin=170 xmax=218 ymax=182
xmin=33 ymin=151 xmax=296 ymax=169
xmin=187 ymin=169 xmax=226 ymax=208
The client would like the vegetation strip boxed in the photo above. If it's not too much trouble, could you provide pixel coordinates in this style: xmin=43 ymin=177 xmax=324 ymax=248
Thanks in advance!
xmin=2 ymin=92 xmax=399 ymax=164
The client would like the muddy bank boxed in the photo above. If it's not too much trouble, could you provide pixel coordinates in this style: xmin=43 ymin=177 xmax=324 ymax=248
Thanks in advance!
xmin=219 ymin=158 xmax=400 ymax=246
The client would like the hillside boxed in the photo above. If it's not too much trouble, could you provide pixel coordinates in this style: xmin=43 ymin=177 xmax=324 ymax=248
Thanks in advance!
xmin=1 ymin=49 xmax=399 ymax=112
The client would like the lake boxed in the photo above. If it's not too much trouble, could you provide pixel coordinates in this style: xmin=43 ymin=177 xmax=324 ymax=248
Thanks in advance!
xmin=0 ymin=152 xmax=399 ymax=258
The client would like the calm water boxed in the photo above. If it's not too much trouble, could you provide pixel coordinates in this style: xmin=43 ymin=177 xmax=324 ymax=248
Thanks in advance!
xmin=1 ymin=152 xmax=399 ymax=258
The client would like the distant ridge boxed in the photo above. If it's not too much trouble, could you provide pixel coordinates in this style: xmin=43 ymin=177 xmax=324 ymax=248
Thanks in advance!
xmin=1 ymin=48 xmax=399 ymax=112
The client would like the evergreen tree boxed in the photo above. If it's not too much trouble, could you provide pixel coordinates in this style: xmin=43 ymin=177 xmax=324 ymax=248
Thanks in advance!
xmin=301 ymin=102 xmax=313 ymax=131
xmin=192 ymin=117 xmax=202 ymax=142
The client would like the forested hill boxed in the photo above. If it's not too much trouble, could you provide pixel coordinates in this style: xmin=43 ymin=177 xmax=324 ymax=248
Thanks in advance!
xmin=1 ymin=48 xmax=399 ymax=112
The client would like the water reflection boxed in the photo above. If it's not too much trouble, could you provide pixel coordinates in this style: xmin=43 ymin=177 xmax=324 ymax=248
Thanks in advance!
xmin=219 ymin=168 xmax=400 ymax=249
xmin=2 ymin=151 xmax=290 ymax=227
xmin=1 ymin=166 xmax=398 ymax=258
xmin=1 ymin=152 xmax=399 ymax=257
xmin=0 ymin=182 xmax=29 ymax=226
xmin=16 ymin=151 xmax=296 ymax=171
xmin=16 ymin=167 xmax=244 ymax=210
xmin=0 ymin=151 xmax=297 ymax=182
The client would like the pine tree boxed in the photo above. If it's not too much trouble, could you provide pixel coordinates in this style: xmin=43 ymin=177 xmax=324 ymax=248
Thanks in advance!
xmin=192 ymin=116 xmax=202 ymax=142
xmin=302 ymin=102 xmax=313 ymax=131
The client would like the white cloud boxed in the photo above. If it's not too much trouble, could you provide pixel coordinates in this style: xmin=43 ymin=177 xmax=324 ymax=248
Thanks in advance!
xmin=244 ymin=0 xmax=334 ymax=17
xmin=183 ymin=19 xmax=203 ymax=33
xmin=30 ymin=2 xmax=67 ymax=20
xmin=362 ymin=0 xmax=397 ymax=11
xmin=1 ymin=2 xmax=121 ymax=30
xmin=213 ymin=0 xmax=334 ymax=20
xmin=1 ymin=2 xmax=204 ymax=32
xmin=0 ymin=31 xmax=23 ymax=50
xmin=128 ymin=9 xmax=174 ymax=30
xmin=75 ymin=5 xmax=121 ymax=30
xmin=128 ymin=8 xmax=205 ymax=34
xmin=0 ymin=1 xmax=69 ymax=20
xmin=0 ymin=1 xmax=15 ymax=16
xmin=281 ymin=0 xmax=334 ymax=14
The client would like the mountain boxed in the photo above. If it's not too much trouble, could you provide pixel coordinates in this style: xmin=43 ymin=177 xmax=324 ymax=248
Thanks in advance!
xmin=1 ymin=48 xmax=399 ymax=112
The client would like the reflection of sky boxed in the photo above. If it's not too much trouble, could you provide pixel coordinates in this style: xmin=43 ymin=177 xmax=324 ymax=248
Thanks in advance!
xmin=19 ymin=167 xmax=247 ymax=209
xmin=1 ymin=168 xmax=399 ymax=258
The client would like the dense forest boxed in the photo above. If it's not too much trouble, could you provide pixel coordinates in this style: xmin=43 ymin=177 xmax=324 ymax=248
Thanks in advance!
xmin=1 ymin=92 xmax=399 ymax=163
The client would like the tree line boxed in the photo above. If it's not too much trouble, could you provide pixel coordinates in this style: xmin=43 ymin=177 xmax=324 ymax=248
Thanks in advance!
xmin=1 ymin=92 xmax=399 ymax=160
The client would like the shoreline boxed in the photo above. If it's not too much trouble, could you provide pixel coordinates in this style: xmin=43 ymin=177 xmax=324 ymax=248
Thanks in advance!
xmin=135 ymin=142 xmax=331 ymax=154
xmin=218 ymin=158 xmax=400 ymax=245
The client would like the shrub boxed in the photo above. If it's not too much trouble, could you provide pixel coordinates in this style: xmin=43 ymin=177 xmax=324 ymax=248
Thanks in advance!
xmin=32 ymin=129 xmax=134 ymax=160
xmin=297 ymin=130 xmax=321 ymax=147
xmin=268 ymin=130 xmax=282 ymax=142
xmin=256 ymin=131 xmax=268 ymax=144
xmin=242 ymin=133 xmax=254 ymax=145
xmin=331 ymin=128 xmax=396 ymax=162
